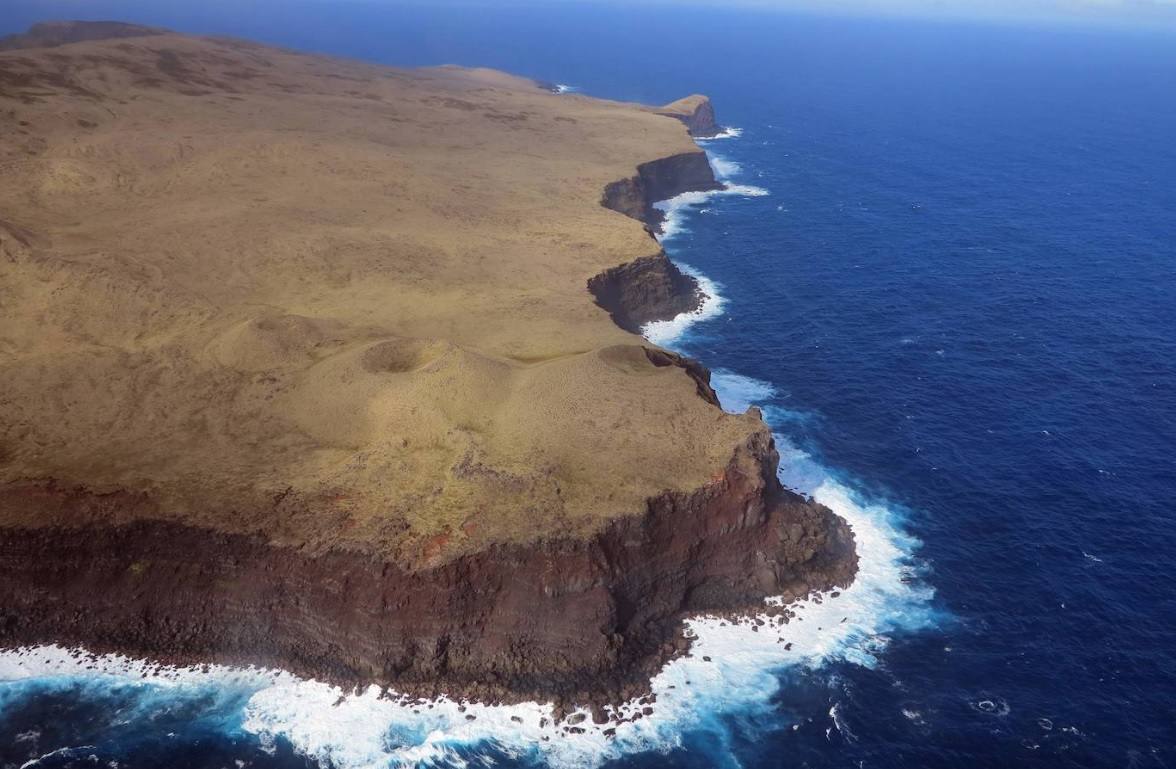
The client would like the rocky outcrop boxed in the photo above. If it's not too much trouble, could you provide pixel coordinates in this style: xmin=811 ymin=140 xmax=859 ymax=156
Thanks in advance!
xmin=601 ymin=150 xmax=721 ymax=231
xmin=643 ymin=346 xmax=721 ymax=405
xmin=656 ymin=95 xmax=722 ymax=138
xmin=588 ymin=254 xmax=701 ymax=333
xmin=0 ymin=428 xmax=855 ymax=707
xmin=592 ymin=150 xmax=721 ymax=331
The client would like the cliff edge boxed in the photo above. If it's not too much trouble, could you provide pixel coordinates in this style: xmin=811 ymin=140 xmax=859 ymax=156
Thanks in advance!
xmin=655 ymin=94 xmax=723 ymax=138
xmin=0 ymin=23 xmax=856 ymax=707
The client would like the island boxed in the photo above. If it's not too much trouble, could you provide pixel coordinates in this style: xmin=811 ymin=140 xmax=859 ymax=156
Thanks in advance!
xmin=0 ymin=22 xmax=856 ymax=709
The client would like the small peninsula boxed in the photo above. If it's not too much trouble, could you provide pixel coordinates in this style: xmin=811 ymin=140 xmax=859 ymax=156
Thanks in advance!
xmin=0 ymin=22 xmax=857 ymax=708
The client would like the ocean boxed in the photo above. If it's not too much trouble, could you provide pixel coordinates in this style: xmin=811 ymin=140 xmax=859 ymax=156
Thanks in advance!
xmin=2 ymin=3 xmax=1175 ymax=767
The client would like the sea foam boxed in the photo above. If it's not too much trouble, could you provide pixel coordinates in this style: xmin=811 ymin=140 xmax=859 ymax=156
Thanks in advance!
xmin=701 ymin=126 xmax=744 ymax=140
xmin=653 ymin=149 xmax=769 ymax=243
xmin=708 ymin=154 xmax=743 ymax=178
xmin=643 ymin=146 xmax=767 ymax=341
xmin=641 ymin=263 xmax=725 ymax=347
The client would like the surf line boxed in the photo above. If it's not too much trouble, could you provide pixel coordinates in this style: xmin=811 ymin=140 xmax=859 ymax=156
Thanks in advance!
xmin=635 ymin=129 xmax=938 ymax=760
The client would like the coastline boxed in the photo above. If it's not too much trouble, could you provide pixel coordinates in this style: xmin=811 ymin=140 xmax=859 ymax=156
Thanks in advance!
xmin=0 ymin=80 xmax=940 ymax=768
xmin=0 ymin=427 xmax=855 ymax=711
xmin=0 ymin=143 xmax=856 ymax=712
xmin=0 ymin=25 xmax=859 ymax=759
xmin=12 ymin=9 xmax=1171 ymax=767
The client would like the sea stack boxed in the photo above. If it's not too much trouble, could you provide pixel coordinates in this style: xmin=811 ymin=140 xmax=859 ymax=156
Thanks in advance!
xmin=0 ymin=23 xmax=856 ymax=707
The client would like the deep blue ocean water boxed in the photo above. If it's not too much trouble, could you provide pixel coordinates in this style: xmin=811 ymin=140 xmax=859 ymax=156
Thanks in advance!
xmin=3 ymin=3 xmax=1175 ymax=767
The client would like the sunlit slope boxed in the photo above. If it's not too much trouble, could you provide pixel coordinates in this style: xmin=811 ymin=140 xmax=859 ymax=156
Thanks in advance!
xmin=0 ymin=29 xmax=760 ymax=563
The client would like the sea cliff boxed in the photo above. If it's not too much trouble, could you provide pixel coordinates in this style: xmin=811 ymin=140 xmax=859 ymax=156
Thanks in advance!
xmin=0 ymin=23 xmax=856 ymax=709
xmin=655 ymin=95 xmax=723 ymax=138
xmin=590 ymin=151 xmax=719 ymax=330
xmin=0 ymin=429 xmax=854 ymax=708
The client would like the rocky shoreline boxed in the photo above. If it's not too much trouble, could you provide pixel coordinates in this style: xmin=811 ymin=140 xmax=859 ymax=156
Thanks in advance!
xmin=0 ymin=428 xmax=855 ymax=712
xmin=590 ymin=151 xmax=719 ymax=331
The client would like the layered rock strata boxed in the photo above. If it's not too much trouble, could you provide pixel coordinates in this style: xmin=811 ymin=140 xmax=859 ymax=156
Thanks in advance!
xmin=0 ymin=428 xmax=854 ymax=706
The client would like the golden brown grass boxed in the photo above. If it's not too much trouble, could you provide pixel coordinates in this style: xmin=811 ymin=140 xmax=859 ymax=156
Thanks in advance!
xmin=0 ymin=31 xmax=761 ymax=566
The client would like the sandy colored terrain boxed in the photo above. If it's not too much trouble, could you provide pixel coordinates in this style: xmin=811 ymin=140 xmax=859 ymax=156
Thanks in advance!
xmin=0 ymin=26 xmax=760 ymax=565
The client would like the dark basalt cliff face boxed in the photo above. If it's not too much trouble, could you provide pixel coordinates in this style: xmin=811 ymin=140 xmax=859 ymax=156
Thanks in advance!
xmin=588 ymin=254 xmax=701 ymax=333
xmin=657 ymin=96 xmax=722 ymax=138
xmin=600 ymin=150 xmax=721 ymax=229
xmin=644 ymin=346 xmax=721 ymax=405
xmin=592 ymin=150 xmax=722 ymax=331
xmin=0 ymin=428 xmax=855 ymax=707
xmin=687 ymin=98 xmax=719 ymax=137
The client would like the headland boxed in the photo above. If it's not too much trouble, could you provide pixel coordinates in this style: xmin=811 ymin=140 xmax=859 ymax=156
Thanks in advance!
xmin=0 ymin=21 xmax=856 ymax=708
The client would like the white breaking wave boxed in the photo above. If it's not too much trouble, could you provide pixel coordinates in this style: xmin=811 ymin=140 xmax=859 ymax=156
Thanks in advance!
xmin=652 ymin=147 xmax=768 ymax=243
xmin=639 ymin=141 xmax=770 ymax=347
xmin=642 ymin=263 xmax=724 ymax=347
xmin=553 ymin=83 xmax=577 ymax=94
xmin=710 ymin=368 xmax=776 ymax=413
xmin=654 ymin=184 xmax=768 ymax=242
xmin=685 ymin=369 xmax=936 ymax=673
xmin=631 ymin=125 xmax=937 ymax=759
xmin=700 ymin=126 xmax=743 ymax=140
xmin=709 ymin=154 xmax=742 ymax=178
